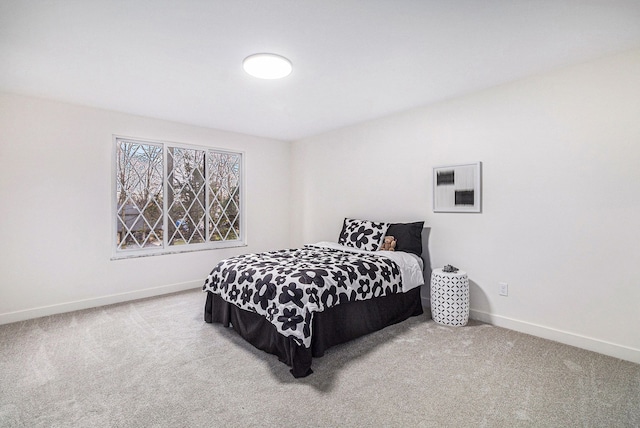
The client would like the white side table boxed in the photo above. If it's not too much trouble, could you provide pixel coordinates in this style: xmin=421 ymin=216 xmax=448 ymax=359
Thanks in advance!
xmin=430 ymin=268 xmax=469 ymax=326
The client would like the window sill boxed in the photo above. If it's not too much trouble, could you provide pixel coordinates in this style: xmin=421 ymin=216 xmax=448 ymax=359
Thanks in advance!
xmin=111 ymin=241 xmax=247 ymax=260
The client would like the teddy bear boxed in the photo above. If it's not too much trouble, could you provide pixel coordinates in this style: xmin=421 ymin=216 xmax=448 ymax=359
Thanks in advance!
xmin=379 ymin=235 xmax=397 ymax=251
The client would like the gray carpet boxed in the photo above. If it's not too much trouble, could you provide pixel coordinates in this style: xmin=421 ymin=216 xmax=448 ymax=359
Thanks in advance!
xmin=1 ymin=289 xmax=638 ymax=427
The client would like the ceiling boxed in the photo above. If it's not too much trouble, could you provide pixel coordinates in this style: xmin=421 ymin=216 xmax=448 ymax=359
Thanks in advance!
xmin=2 ymin=1 xmax=640 ymax=141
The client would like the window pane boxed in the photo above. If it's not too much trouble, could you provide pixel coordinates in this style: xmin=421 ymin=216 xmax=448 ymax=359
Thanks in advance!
xmin=167 ymin=147 xmax=206 ymax=246
xmin=116 ymin=140 xmax=163 ymax=250
xmin=207 ymin=152 xmax=241 ymax=241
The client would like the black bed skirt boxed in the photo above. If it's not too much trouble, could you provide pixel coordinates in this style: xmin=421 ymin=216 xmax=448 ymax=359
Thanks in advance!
xmin=204 ymin=287 xmax=424 ymax=377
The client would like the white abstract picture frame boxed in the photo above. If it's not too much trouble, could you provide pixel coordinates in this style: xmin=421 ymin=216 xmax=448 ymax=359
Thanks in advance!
xmin=433 ymin=162 xmax=482 ymax=213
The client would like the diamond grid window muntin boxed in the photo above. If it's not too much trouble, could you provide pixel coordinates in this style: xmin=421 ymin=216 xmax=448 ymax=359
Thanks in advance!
xmin=116 ymin=141 xmax=164 ymax=251
xmin=114 ymin=137 xmax=243 ymax=257
xmin=207 ymin=152 xmax=241 ymax=242
xmin=167 ymin=147 xmax=207 ymax=246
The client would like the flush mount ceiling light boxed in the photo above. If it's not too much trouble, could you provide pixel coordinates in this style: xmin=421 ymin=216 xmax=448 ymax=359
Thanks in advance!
xmin=242 ymin=53 xmax=292 ymax=79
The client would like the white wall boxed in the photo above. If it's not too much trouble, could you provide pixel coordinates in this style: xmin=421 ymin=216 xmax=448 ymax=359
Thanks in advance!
xmin=291 ymin=49 xmax=640 ymax=363
xmin=0 ymin=93 xmax=291 ymax=322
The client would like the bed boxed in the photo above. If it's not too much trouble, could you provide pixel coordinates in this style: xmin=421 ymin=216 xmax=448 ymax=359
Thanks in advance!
xmin=203 ymin=219 xmax=428 ymax=377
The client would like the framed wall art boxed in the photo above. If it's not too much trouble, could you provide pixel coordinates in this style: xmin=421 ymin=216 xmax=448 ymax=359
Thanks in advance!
xmin=433 ymin=162 xmax=482 ymax=213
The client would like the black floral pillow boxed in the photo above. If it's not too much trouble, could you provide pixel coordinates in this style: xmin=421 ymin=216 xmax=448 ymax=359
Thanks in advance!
xmin=338 ymin=218 xmax=389 ymax=252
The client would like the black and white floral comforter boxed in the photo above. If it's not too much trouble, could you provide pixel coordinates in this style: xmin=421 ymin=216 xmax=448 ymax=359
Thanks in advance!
xmin=202 ymin=244 xmax=406 ymax=348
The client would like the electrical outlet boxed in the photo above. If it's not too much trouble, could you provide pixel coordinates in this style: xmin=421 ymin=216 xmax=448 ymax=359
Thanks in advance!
xmin=499 ymin=282 xmax=509 ymax=296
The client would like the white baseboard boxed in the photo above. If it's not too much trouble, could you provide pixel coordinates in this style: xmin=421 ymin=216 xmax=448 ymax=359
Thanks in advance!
xmin=470 ymin=309 xmax=640 ymax=365
xmin=0 ymin=280 xmax=202 ymax=325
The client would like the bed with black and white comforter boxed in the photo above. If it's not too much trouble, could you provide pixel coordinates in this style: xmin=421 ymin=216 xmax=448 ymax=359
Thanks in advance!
xmin=203 ymin=241 xmax=425 ymax=377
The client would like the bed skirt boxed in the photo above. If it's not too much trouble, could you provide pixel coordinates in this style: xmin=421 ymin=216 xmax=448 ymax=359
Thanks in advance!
xmin=204 ymin=287 xmax=424 ymax=377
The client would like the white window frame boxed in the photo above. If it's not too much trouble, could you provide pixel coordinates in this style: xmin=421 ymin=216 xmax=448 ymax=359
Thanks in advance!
xmin=111 ymin=135 xmax=246 ymax=259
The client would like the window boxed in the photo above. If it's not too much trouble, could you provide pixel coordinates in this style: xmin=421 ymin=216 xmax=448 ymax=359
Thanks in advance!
xmin=113 ymin=137 xmax=244 ymax=258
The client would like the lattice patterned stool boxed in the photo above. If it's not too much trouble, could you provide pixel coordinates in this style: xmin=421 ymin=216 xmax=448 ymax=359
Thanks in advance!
xmin=430 ymin=268 xmax=469 ymax=326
